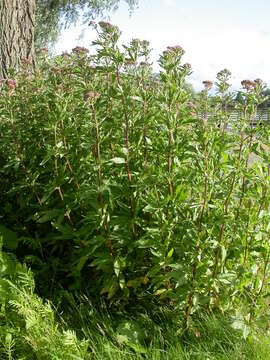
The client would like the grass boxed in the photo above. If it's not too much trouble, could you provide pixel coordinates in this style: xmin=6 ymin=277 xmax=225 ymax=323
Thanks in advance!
xmin=62 ymin=304 xmax=270 ymax=359
xmin=52 ymin=291 xmax=270 ymax=360
xmin=2 ymin=270 xmax=270 ymax=359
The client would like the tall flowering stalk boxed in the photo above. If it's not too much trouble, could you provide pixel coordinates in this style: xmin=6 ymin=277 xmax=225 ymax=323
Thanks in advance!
xmin=185 ymin=80 xmax=212 ymax=323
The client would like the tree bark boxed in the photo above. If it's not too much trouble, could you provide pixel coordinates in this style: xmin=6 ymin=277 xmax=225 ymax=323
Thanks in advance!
xmin=0 ymin=0 xmax=35 ymax=79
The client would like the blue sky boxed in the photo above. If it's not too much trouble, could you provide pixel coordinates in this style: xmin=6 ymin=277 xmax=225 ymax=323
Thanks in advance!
xmin=56 ymin=0 xmax=270 ymax=90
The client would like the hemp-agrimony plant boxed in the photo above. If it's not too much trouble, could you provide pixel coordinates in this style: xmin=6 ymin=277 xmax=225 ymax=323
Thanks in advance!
xmin=1 ymin=23 xmax=270 ymax=329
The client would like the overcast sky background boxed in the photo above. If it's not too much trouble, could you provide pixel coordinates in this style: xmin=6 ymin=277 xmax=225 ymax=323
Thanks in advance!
xmin=56 ymin=0 xmax=270 ymax=91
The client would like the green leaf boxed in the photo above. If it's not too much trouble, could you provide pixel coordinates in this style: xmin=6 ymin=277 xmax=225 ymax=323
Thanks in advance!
xmin=37 ymin=209 xmax=64 ymax=223
xmin=110 ymin=157 xmax=126 ymax=164
xmin=0 ymin=225 xmax=18 ymax=250
xmin=114 ymin=258 xmax=121 ymax=277
xmin=221 ymin=245 xmax=227 ymax=263
xmin=167 ymin=248 xmax=174 ymax=259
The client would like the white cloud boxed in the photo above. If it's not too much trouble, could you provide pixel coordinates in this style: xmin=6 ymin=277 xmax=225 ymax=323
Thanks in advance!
xmin=161 ymin=0 xmax=176 ymax=7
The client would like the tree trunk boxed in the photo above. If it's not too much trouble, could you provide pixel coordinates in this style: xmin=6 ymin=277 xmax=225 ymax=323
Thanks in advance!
xmin=0 ymin=0 xmax=35 ymax=79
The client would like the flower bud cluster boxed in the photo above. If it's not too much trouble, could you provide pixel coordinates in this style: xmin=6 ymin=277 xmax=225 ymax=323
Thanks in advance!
xmin=1 ymin=79 xmax=17 ymax=90
xmin=84 ymin=91 xmax=100 ymax=102
xmin=72 ymin=46 xmax=89 ymax=55
xmin=202 ymin=80 xmax=213 ymax=90
xmin=163 ymin=45 xmax=185 ymax=58
xmin=98 ymin=21 xmax=120 ymax=36
xmin=241 ymin=79 xmax=256 ymax=91
xmin=216 ymin=69 xmax=232 ymax=94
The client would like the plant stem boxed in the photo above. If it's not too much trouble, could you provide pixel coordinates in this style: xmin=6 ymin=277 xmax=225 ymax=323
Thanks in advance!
xmin=53 ymin=124 xmax=74 ymax=228
xmin=212 ymin=131 xmax=245 ymax=280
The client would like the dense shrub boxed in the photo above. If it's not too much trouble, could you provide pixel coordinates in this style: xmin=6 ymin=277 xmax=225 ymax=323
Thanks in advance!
xmin=1 ymin=22 xmax=270 ymax=326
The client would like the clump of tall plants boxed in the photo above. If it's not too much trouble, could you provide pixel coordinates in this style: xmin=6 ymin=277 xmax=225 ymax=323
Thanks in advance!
xmin=1 ymin=22 xmax=270 ymax=329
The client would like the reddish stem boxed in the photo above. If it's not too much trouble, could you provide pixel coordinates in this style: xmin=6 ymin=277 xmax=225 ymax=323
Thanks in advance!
xmin=53 ymin=124 xmax=74 ymax=227
xmin=59 ymin=118 xmax=79 ymax=190
xmin=123 ymin=108 xmax=135 ymax=240
xmin=91 ymin=104 xmax=113 ymax=255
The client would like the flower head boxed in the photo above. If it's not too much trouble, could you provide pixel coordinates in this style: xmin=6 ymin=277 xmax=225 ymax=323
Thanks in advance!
xmin=98 ymin=21 xmax=119 ymax=34
xmin=241 ymin=79 xmax=256 ymax=91
xmin=7 ymin=79 xmax=17 ymax=90
xmin=166 ymin=45 xmax=185 ymax=56
xmin=202 ymin=80 xmax=213 ymax=90
xmin=217 ymin=69 xmax=232 ymax=78
xmin=84 ymin=91 xmax=100 ymax=102
xmin=72 ymin=46 xmax=89 ymax=55
xmin=142 ymin=40 xmax=150 ymax=47
xmin=254 ymin=78 xmax=263 ymax=85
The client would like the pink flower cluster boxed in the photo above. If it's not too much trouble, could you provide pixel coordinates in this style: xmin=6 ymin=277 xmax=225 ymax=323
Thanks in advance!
xmin=98 ymin=21 xmax=119 ymax=34
xmin=163 ymin=45 xmax=185 ymax=58
xmin=202 ymin=80 xmax=213 ymax=90
xmin=217 ymin=69 xmax=232 ymax=79
xmin=241 ymin=79 xmax=256 ymax=91
xmin=72 ymin=46 xmax=89 ymax=55
xmin=1 ymin=79 xmax=17 ymax=90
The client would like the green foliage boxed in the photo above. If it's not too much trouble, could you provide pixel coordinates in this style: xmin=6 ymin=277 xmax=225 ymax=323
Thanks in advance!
xmin=1 ymin=23 xmax=270 ymax=335
xmin=0 ymin=239 xmax=89 ymax=359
